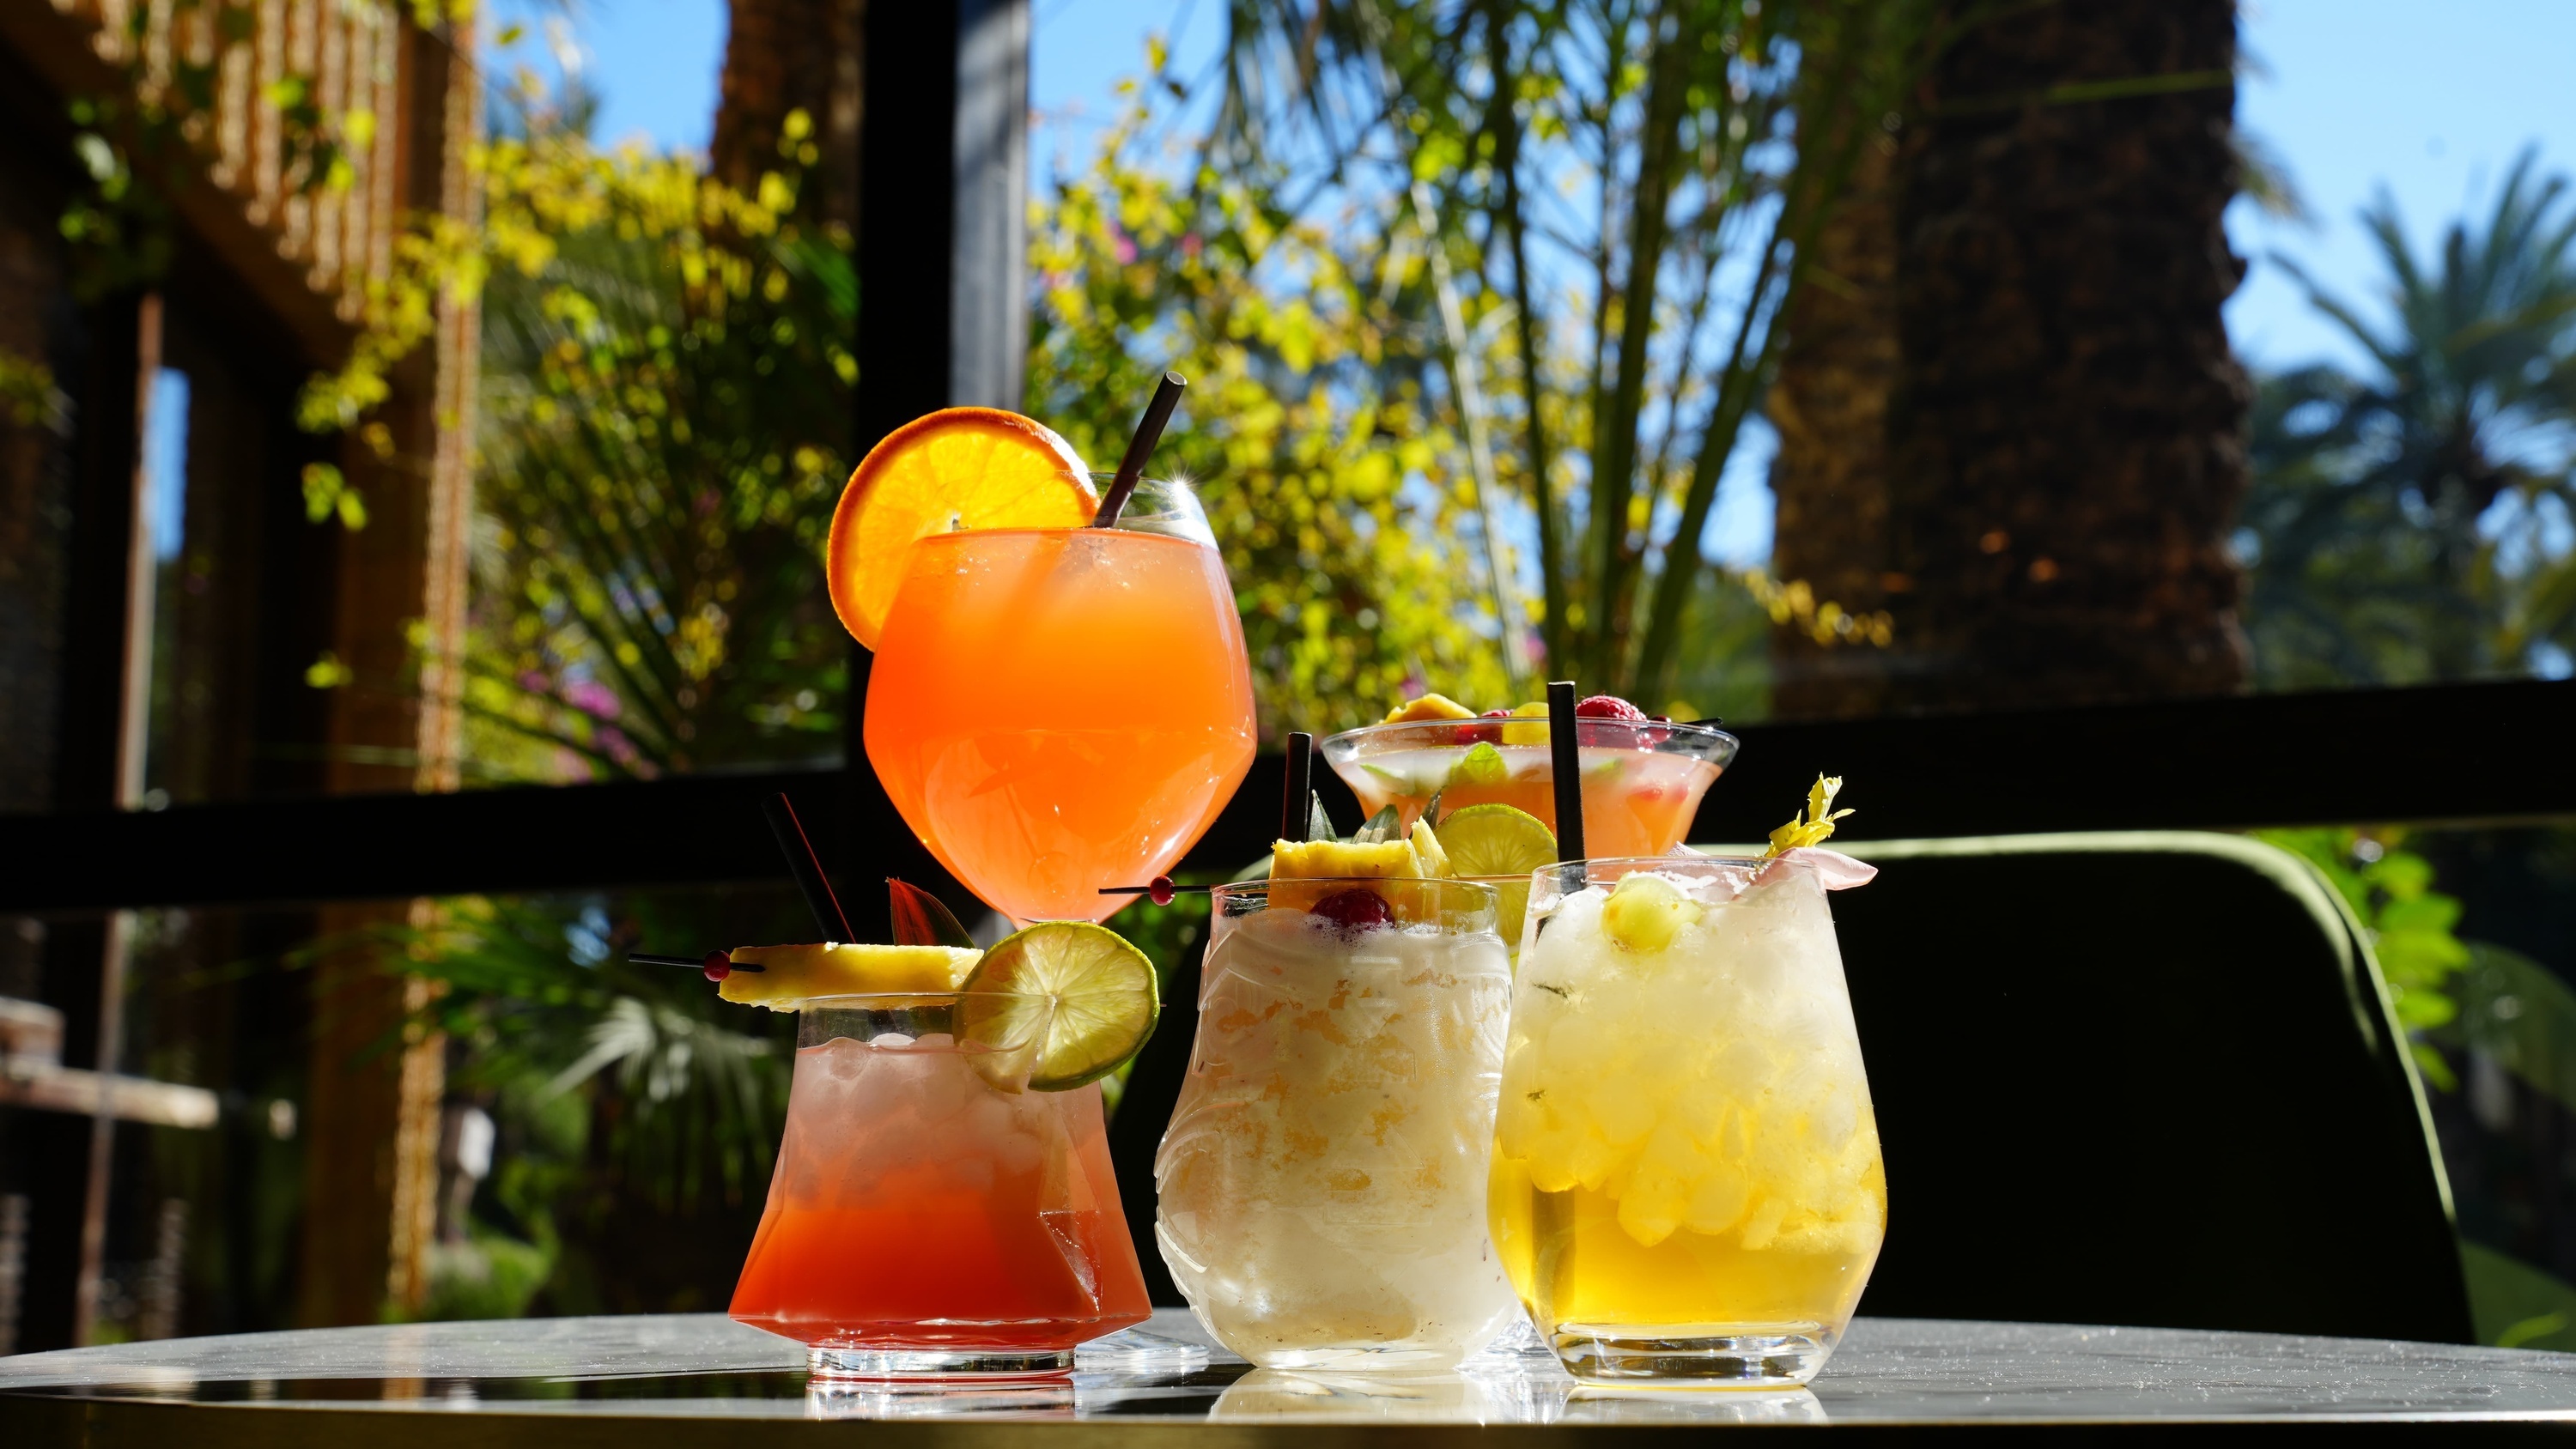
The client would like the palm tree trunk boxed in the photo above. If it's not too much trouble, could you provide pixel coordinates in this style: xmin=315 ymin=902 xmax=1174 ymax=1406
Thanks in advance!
xmin=1768 ymin=123 xmax=1897 ymax=718
xmin=1882 ymin=0 xmax=2251 ymax=709
xmin=712 ymin=0 xmax=864 ymax=232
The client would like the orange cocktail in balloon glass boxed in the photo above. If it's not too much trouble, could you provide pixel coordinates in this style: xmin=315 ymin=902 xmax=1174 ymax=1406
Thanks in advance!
xmin=864 ymin=477 xmax=1256 ymax=925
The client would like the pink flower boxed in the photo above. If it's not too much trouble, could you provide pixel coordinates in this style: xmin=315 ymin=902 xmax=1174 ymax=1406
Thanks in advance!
xmin=565 ymin=681 xmax=622 ymax=718
xmin=596 ymin=725 xmax=640 ymax=767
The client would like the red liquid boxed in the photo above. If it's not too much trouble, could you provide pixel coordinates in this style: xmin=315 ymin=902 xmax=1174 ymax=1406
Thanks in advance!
xmin=730 ymin=1037 xmax=1152 ymax=1348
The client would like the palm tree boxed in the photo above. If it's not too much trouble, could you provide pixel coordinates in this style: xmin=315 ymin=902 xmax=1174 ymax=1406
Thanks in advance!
xmin=710 ymin=0 xmax=863 ymax=233
xmin=1879 ymin=0 xmax=2253 ymax=711
xmin=1765 ymin=21 xmax=1901 ymax=720
xmin=2245 ymin=148 xmax=2576 ymax=686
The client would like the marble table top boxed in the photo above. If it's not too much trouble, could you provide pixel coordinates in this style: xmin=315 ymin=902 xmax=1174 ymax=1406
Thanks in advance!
xmin=4 ymin=1309 xmax=2573 ymax=1436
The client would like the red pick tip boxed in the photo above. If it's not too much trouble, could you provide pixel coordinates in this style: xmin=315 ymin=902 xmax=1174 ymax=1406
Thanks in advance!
xmin=1313 ymin=887 xmax=1394 ymax=934
xmin=1574 ymin=694 xmax=1648 ymax=722
xmin=1150 ymin=876 xmax=1176 ymax=906
xmin=702 ymin=951 xmax=732 ymax=983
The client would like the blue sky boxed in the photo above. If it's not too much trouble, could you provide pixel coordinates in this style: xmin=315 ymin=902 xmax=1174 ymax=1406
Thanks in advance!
xmin=490 ymin=0 xmax=2575 ymax=562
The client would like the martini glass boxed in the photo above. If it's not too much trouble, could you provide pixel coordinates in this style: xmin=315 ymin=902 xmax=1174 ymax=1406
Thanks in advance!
xmin=1320 ymin=717 xmax=1738 ymax=858
xmin=863 ymin=476 xmax=1256 ymax=925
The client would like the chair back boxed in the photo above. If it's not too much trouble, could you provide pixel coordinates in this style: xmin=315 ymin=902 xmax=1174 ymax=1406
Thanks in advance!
xmin=1825 ymin=832 xmax=2469 ymax=1341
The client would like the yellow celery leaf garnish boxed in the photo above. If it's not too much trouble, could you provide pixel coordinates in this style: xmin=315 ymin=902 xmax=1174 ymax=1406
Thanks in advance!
xmin=1765 ymin=774 xmax=1854 ymax=858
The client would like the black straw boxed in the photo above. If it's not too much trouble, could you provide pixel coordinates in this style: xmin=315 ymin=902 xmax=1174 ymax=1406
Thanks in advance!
xmin=1546 ymin=681 xmax=1586 ymax=864
xmin=1281 ymin=731 xmax=1314 ymax=841
xmin=762 ymin=792 xmax=854 ymax=941
xmin=1091 ymin=371 xmax=1188 ymax=527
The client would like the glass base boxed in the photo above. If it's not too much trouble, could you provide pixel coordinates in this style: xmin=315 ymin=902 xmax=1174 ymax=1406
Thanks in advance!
xmin=1549 ymin=1324 xmax=1835 ymax=1388
xmin=1074 ymin=1325 xmax=1212 ymax=1373
xmin=808 ymin=1345 xmax=1076 ymax=1379
xmin=1255 ymin=1343 xmax=1469 ymax=1371
xmin=1462 ymin=1314 xmax=1564 ymax=1367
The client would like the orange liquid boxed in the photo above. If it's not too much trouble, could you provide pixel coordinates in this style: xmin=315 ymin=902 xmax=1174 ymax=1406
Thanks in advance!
xmin=865 ymin=529 xmax=1256 ymax=923
xmin=730 ymin=1038 xmax=1152 ymax=1348
xmin=1340 ymin=745 xmax=1720 ymax=859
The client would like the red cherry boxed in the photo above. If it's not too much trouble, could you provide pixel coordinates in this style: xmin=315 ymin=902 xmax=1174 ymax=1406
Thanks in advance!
xmin=702 ymin=951 xmax=732 ymax=983
xmin=1575 ymin=694 xmax=1648 ymax=721
xmin=1312 ymin=888 xmax=1394 ymax=933
xmin=1150 ymin=876 xmax=1176 ymax=906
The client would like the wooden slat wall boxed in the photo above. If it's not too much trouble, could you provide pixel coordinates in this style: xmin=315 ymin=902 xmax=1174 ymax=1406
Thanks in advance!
xmin=53 ymin=0 xmax=408 ymax=320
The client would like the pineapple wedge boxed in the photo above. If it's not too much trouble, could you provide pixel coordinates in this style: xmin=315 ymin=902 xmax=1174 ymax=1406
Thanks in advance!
xmin=1407 ymin=818 xmax=1454 ymax=878
xmin=1383 ymin=693 xmax=1479 ymax=724
xmin=1270 ymin=838 xmax=1420 ymax=879
xmin=718 ymin=943 xmax=981 ymax=1008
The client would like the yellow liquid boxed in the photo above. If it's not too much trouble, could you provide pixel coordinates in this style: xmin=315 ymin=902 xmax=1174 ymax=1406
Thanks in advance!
xmin=1489 ymin=1155 xmax=1883 ymax=1333
xmin=1487 ymin=863 xmax=1886 ymax=1343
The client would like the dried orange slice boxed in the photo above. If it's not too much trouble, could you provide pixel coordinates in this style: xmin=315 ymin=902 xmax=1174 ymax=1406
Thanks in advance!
xmin=825 ymin=408 xmax=1096 ymax=648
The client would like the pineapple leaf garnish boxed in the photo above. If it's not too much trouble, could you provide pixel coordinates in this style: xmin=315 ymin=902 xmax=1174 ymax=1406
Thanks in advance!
xmin=1765 ymin=775 xmax=1853 ymax=858
xmin=1352 ymin=802 xmax=1401 ymax=844
xmin=1307 ymin=791 xmax=1339 ymax=845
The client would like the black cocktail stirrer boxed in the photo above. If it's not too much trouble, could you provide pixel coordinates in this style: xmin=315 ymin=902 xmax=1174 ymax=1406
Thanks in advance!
xmin=764 ymin=791 xmax=855 ymax=942
xmin=1283 ymin=731 xmax=1315 ymax=842
xmin=629 ymin=791 xmax=849 ymax=979
xmin=1091 ymin=371 xmax=1188 ymax=528
xmin=1547 ymin=680 xmax=1587 ymax=865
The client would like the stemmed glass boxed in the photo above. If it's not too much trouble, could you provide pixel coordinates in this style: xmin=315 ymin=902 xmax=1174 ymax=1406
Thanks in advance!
xmin=862 ymin=476 xmax=1256 ymax=925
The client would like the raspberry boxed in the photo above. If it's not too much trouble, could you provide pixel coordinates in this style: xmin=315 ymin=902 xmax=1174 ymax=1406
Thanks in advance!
xmin=1465 ymin=706 xmax=1513 ymax=744
xmin=1311 ymin=888 xmax=1394 ymax=934
xmin=1574 ymin=694 xmax=1648 ymax=721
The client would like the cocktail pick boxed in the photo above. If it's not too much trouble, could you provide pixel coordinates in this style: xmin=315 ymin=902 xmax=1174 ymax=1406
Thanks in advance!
xmin=1282 ymin=731 xmax=1315 ymax=842
xmin=1099 ymin=876 xmax=1213 ymax=904
xmin=1091 ymin=371 xmax=1188 ymax=528
xmin=1546 ymin=680 xmax=1587 ymax=864
xmin=762 ymin=791 xmax=854 ymax=942
xmin=629 ymin=951 xmax=763 ymax=979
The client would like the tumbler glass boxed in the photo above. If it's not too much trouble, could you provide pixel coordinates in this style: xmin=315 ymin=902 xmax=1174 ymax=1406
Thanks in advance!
xmin=1156 ymin=877 xmax=1520 ymax=1367
xmin=730 ymin=993 xmax=1153 ymax=1377
xmin=1488 ymin=855 xmax=1886 ymax=1386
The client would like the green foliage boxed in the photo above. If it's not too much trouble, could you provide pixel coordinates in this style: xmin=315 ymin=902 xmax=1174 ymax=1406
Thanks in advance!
xmin=1097 ymin=885 xmax=1217 ymax=1114
xmin=1205 ymin=0 xmax=1930 ymax=698
xmin=1028 ymin=93 xmax=1512 ymax=732
xmin=409 ymin=893 xmax=797 ymax=1214
xmin=2245 ymin=149 xmax=2576 ymax=687
xmin=2463 ymin=1240 xmax=2576 ymax=1354
xmin=307 ymin=100 xmax=856 ymax=780
xmin=389 ymin=888 xmax=805 ymax=1314
xmin=2442 ymin=941 xmax=2576 ymax=1123
xmin=2258 ymin=828 xmax=2470 ymax=1087
xmin=416 ymin=1233 xmax=555 ymax=1323
xmin=0 ymin=348 xmax=67 ymax=433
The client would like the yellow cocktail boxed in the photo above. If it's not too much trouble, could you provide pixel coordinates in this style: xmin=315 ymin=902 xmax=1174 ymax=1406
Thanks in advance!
xmin=1489 ymin=854 xmax=1885 ymax=1386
